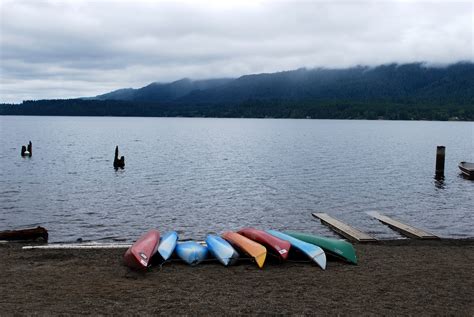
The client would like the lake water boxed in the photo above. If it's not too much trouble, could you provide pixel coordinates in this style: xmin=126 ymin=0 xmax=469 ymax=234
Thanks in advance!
xmin=0 ymin=116 xmax=473 ymax=242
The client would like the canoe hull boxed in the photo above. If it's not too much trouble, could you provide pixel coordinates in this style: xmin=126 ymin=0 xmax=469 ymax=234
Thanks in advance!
xmin=222 ymin=231 xmax=267 ymax=268
xmin=157 ymin=231 xmax=179 ymax=261
xmin=459 ymin=162 xmax=474 ymax=180
xmin=267 ymin=230 xmax=326 ymax=270
xmin=175 ymin=241 xmax=208 ymax=265
xmin=123 ymin=229 xmax=160 ymax=270
xmin=284 ymin=231 xmax=357 ymax=264
xmin=206 ymin=235 xmax=239 ymax=266
xmin=238 ymin=227 xmax=291 ymax=260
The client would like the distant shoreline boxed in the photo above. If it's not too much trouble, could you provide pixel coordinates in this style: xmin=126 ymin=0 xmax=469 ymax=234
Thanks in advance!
xmin=0 ymin=113 xmax=472 ymax=122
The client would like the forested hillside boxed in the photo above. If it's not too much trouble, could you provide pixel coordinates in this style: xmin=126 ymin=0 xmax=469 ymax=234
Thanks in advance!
xmin=1 ymin=62 xmax=473 ymax=120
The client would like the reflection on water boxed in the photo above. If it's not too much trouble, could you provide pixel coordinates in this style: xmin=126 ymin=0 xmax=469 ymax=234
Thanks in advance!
xmin=434 ymin=177 xmax=445 ymax=189
xmin=0 ymin=116 xmax=473 ymax=242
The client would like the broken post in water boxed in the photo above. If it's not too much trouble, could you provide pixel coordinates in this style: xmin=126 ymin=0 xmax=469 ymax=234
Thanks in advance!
xmin=435 ymin=146 xmax=445 ymax=179
xmin=21 ymin=141 xmax=32 ymax=157
xmin=113 ymin=146 xmax=125 ymax=169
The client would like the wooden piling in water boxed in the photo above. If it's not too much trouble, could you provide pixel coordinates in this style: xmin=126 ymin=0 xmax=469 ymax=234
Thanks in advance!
xmin=21 ymin=141 xmax=32 ymax=157
xmin=113 ymin=146 xmax=125 ymax=169
xmin=435 ymin=146 xmax=445 ymax=179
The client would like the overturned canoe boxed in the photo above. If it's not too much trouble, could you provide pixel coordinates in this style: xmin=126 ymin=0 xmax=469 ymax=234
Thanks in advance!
xmin=157 ymin=231 xmax=179 ymax=261
xmin=267 ymin=230 xmax=326 ymax=270
xmin=175 ymin=241 xmax=208 ymax=266
xmin=222 ymin=231 xmax=267 ymax=268
xmin=206 ymin=234 xmax=239 ymax=266
xmin=123 ymin=229 xmax=160 ymax=270
xmin=0 ymin=226 xmax=48 ymax=242
xmin=238 ymin=227 xmax=291 ymax=261
xmin=284 ymin=231 xmax=357 ymax=264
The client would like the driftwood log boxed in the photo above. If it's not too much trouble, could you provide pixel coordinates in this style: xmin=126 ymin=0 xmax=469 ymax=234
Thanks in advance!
xmin=0 ymin=226 xmax=48 ymax=242
xmin=113 ymin=146 xmax=125 ymax=169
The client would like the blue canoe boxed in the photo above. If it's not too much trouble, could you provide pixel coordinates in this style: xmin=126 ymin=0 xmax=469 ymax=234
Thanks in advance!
xmin=175 ymin=241 xmax=208 ymax=265
xmin=157 ymin=231 xmax=179 ymax=261
xmin=267 ymin=230 xmax=327 ymax=270
xmin=206 ymin=234 xmax=240 ymax=266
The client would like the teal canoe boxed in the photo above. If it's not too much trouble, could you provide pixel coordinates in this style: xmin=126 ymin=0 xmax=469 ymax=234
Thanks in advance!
xmin=284 ymin=231 xmax=357 ymax=264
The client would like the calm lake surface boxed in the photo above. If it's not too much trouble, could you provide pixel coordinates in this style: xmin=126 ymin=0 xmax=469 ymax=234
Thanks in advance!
xmin=1 ymin=116 xmax=473 ymax=242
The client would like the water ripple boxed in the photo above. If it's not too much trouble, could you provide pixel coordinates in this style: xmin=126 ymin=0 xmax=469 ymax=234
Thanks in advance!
xmin=0 ymin=117 xmax=473 ymax=242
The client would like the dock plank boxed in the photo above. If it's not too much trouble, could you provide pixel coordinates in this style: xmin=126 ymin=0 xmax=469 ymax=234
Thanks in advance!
xmin=369 ymin=212 xmax=439 ymax=239
xmin=312 ymin=213 xmax=377 ymax=243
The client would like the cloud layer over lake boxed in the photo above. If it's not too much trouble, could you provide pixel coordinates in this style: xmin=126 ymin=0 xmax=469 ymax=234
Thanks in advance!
xmin=0 ymin=0 xmax=472 ymax=102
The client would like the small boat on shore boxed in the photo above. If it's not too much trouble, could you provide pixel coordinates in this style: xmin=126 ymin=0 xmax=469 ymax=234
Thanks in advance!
xmin=157 ymin=231 xmax=178 ymax=261
xmin=267 ymin=230 xmax=326 ymax=270
xmin=175 ymin=241 xmax=208 ymax=265
xmin=238 ymin=227 xmax=291 ymax=261
xmin=0 ymin=226 xmax=48 ymax=242
xmin=123 ymin=230 xmax=160 ymax=270
xmin=206 ymin=235 xmax=239 ymax=266
xmin=222 ymin=231 xmax=267 ymax=268
xmin=458 ymin=161 xmax=474 ymax=179
xmin=284 ymin=231 xmax=357 ymax=264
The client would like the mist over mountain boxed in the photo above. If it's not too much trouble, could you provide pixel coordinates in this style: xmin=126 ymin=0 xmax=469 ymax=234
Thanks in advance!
xmin=1 ymin=62 xmax=473 ymax=120
xmin=90 ymin=62 xmax=474 ymax=105
xmin=95 ymin=78 xmax=233 ymax=102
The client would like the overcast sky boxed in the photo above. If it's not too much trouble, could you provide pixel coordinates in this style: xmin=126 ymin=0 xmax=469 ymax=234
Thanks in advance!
xmin=0 ymin=0 xmax=472 ymax=103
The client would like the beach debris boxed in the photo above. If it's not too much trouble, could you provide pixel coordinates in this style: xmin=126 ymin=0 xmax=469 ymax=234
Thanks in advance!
xmin=113 ymin=145 xmax=125 ymax=169
xmin=0 ymin=226 xmax=48 ymax=242
xmin=21 ymin=141 xmax=32 ymax=157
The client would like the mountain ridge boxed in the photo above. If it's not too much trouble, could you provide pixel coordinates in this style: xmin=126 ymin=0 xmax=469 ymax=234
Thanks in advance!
xmin=91 ymin=62 xmax=474 ymax=105
xmin=1 ymin=62 xmax=473 ymax=121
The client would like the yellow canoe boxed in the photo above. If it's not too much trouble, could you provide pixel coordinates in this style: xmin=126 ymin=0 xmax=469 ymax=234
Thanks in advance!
xmin=222 ymin=231 xmax=267 ymax=268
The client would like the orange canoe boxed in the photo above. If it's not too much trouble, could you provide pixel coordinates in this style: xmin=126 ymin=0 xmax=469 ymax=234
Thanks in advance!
xmin=222 ymin=231 xmax=266 ymax=268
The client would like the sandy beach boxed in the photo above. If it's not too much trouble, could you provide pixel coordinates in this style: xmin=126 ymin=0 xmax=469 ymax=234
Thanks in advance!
xmin=1 ymin=239 xmax=473 ymax=316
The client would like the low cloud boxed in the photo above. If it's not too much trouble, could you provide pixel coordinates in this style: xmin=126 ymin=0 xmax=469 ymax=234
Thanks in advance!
xmin=0 ymin=0 xmax=472 ymax=102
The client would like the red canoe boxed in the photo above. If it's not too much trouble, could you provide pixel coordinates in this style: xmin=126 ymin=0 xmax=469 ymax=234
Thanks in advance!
xmin=238 ymin=227 xmax=291 ymax=260
xmin=124 ymin=229 xmax=160 ymax=270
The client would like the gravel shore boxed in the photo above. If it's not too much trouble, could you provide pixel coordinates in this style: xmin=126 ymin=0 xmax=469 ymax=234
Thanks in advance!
xmin=1 ymin=239 xmax=473 ymax=315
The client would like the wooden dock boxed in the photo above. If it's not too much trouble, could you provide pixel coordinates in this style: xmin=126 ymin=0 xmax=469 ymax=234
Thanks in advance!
xmin=312 ymin=213 xmax=377 ymax=243
xmin=368 ymin=211 xmax=439 ymax=239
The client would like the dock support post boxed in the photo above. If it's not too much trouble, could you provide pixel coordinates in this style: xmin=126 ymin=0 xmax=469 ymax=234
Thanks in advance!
xmin=435 ymin=146 xmax=445 ymax=179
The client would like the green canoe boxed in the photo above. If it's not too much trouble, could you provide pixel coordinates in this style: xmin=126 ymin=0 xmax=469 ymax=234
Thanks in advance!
xmin=284 ymin=231 xmax=357 ymax=264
